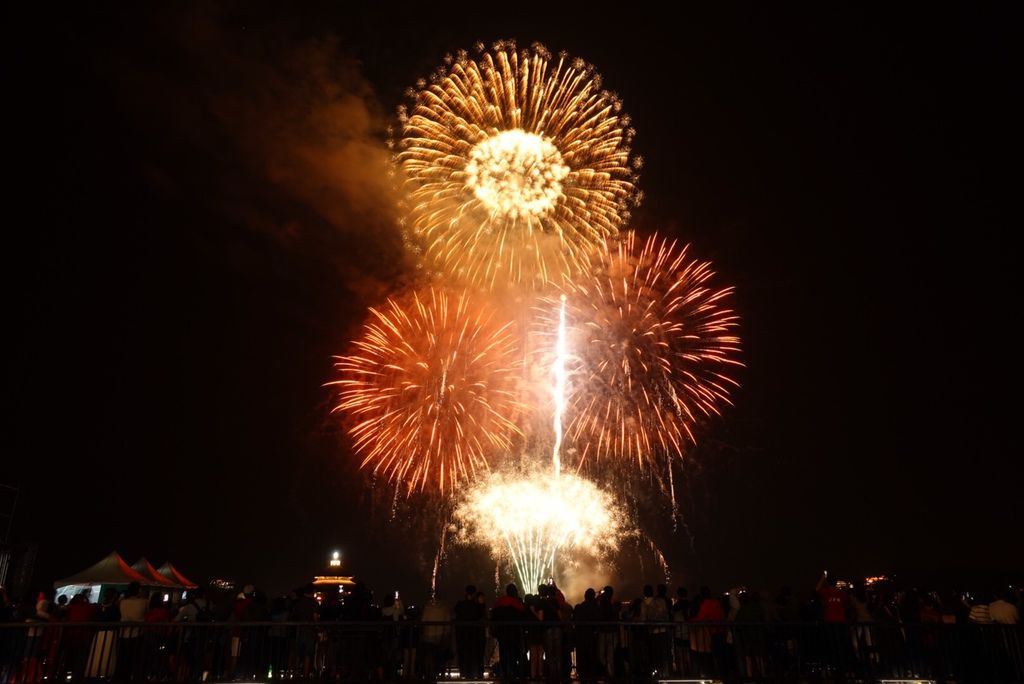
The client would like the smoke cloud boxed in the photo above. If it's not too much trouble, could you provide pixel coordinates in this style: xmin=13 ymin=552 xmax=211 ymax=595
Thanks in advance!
xmin=100 ymin=4 xmax=407 ymax=299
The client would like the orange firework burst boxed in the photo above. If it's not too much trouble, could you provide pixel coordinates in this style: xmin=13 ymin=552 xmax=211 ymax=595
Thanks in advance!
xmin=537 ymin=232 xmax=742 ymax=471
xmin=396 ymin=40 xmax=639 ymax=290
xmin=328 ymin=288 xmax=523 ymax=495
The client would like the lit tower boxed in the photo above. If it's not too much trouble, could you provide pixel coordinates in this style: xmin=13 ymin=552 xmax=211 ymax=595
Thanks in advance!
xmin=312 ymin=549 xmax=354 ymax=598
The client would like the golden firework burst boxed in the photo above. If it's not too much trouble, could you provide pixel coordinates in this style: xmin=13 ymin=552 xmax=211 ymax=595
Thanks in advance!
xmin=397 ymin=40 xmax=639 ymax=290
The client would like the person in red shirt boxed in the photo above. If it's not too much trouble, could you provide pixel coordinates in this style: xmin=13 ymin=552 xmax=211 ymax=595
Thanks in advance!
xmin=145 ymin=594 xmax=173 ymax=623
xmin=228 ymin=587 xmax=254 ymax=677
xmin=816 ymin=572 xmax=849 ymax=623
xmin=491 ymin=584 xmax=527 ymax=680
xmin=693 ymin=591 xmax=725 ymax=622
xmin=690 ymin=586 xmax=726 ymax=678
xmin=815 ymin=572 xmax=852 ymax=670
xmin=145 ymin=594 xmax=173 ymax=678
xmin=65 ymin=594 xmax=97 ymax=680
xmin=66 ymin=594 xmax=96 ymax=623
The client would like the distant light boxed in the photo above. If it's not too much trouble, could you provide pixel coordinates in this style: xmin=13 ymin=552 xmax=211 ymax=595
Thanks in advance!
xmin=329 ymin=550 xmax=341 ymax=567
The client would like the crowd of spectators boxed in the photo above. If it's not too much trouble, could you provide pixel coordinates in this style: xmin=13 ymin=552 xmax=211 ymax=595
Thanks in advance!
xmin=1 ymin=573 xmax=1021 ymax=682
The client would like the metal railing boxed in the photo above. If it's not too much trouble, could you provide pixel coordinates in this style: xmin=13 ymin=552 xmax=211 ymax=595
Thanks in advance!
xmin=0 ymin=620 xmax=1021 ymax=682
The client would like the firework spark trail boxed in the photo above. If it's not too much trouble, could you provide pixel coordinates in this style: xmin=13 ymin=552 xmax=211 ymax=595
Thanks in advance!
xmin=397 ymin=41 xmax=639 ymax=290
xmin=431 ymin=523 xmax=448 ymax=599
xmin=328 ymin=288 xmax=523 ymax=496
xmin=648 ymin=538 xmax=671 ymax=583
xmin=551 ymin=294 xmax=568 ymax=478
xmin=667 ymin=452 xmax=678 ymax=530
xmin=537 ymin=231 xmax=742 ymax=473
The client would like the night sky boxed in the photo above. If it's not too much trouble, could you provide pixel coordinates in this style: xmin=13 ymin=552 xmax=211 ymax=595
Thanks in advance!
xmin=5 ymin=3 xmax=1018 ymax=601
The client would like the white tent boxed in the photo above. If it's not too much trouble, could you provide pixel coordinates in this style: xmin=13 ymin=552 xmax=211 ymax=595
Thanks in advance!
xmin=53 ymin=550 xmax=154 ymax=602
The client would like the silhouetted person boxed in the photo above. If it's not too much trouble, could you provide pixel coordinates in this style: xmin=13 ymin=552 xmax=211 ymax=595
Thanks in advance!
xmin=816 ymin=573 xmax=848 ymax=624
xmin=536 ymin=584 xmax=564 ymax=681
xmin=267 ymin=596 xmax=290 ymax=679
xmin=690 ymin=586 xmax=725 ymax=677
xmin=290 ymin=584 xmax=319 ymax=677
xmin=64 ymin=594 xmax=95 ymax=680
xmin=118 ymin=582 xmax=147 ymax=680
xmin=656 ymin=584 xmax=671 ymax=612
xmin=775 ymin=585 xmax=799 ymax=622
xmin=239 ymin=590 xmax=269 ymax=678
xmin=734 ymin=591 xmax=767 ymax=679
xmin=524 ymin=592 xmax=545 ymax=680
xmin=420 ymin=593 xmax=451 ymax=679
xmin=573 ymin=588 xmax=600 ymax=682
xmin=454 ymin=584 xmax=485 ymax=679
xmin=815 ymin=573 xmax=852 ymax=670
xmin=144 ymin=594 xmax=172 ymax=678
xmin=491 ymin=584 xmax=526 ymax=681
xmin=347 ymin=582 xmax=385 ymax=679
xmin=596 ymin=586 xmax=619 ymax=677
xmin=672 ymin=588 xmax=691 ymax=675
xmin=643 ymin=583 xmax=671 ymax=675
xmin=967 ymin=591 xmax=992 ymax=623
xmin=990 ymin=589 xmax=1019 ymax=624
xmin=85 ymin=588 xmax=119 ymax=679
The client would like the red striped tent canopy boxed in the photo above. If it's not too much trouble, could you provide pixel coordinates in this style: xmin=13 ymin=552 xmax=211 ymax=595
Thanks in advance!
xmin=131 ymin=557 xmax=180 ymax=587
xmin=156 ymin=561 xmax=197 ymax=589
xmin=54 ymin=551 xmax=152 ymax=588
